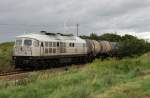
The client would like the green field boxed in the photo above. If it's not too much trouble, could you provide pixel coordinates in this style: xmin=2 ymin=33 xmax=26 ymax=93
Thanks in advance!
xmin=0 ymin=42 xmax=14 ymax=70
xmin=0 ymin=53 xmax=150 ymax=98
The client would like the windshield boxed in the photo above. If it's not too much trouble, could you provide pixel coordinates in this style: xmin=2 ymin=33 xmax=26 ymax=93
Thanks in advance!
xmin=24 ymin=40 xmax=32 ymax=46
xmin=16 ymin=40 xmax=22 ymax=46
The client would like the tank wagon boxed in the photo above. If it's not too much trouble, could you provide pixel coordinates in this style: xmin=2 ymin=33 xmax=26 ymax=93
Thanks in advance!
xmin=12 ymin=31 xmax=117 ymax=68
xmin=99 ymin=41 xmax=118 ymax=56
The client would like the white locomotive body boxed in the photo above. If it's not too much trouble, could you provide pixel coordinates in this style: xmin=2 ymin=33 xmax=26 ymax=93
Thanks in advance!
xmin=14 ymin=32 xmax=87 ymax=56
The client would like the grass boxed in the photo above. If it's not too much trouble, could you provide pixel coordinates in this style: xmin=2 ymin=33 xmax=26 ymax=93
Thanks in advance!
xmin=0 ymin=53 xmax=150 ymax=98
xmin=0 ymin=42 xmax=14 ymax=70
xmin=96 ymin=75 xmax=150 ymax=98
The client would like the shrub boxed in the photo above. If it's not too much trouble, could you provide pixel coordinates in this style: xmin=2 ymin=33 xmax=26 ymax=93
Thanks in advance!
xmin=0 ymin=42 xmax=14 ymax=69
xmin=117 ymin=34 xmax=150 ymax=57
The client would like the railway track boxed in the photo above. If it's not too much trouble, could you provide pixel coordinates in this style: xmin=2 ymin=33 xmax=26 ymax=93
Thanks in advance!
xmin=0 ymin=64 xmax=86 ymax=77
xmin=0 ymin=69 xmax=30 ymax=77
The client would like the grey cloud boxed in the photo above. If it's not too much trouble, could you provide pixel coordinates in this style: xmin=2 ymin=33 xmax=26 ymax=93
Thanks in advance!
xmin=0 ymin=0 xmax=150 ymax=42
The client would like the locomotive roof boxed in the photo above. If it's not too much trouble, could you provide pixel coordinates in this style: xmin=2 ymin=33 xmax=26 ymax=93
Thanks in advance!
xmin=16 ymin=32 xmax=85 ymax=43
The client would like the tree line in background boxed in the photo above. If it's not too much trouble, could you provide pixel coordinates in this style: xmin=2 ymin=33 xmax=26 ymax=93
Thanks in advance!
xmin=80 ymin=33 xmax=150 ymax=58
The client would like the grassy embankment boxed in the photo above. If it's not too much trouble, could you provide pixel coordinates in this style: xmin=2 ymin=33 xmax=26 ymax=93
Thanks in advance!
xmin=0 ymin=53 xmax=150 ymax=98
xmin=0 ymin=42 xmax=14 ymax=70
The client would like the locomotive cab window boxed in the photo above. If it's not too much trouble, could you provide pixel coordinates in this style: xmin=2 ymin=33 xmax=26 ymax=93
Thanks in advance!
xmin=24 ymin=40 xmax=32 ymax=46
xmin=16 ymin=39 xmax=22 ymax=46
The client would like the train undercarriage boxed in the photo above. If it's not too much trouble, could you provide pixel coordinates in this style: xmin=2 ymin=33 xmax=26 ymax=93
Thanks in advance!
xmin=12 ymin=54 xmax=94 ymax=69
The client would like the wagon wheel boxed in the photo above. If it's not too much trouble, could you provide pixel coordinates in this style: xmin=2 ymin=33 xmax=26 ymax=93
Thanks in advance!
xmin=87 ymin=53 xmax=94 ymax=63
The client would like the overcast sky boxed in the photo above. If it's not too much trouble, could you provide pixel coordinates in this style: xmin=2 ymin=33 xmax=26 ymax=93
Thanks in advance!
xmin=0 ymin=0 xmax=150 ymax=42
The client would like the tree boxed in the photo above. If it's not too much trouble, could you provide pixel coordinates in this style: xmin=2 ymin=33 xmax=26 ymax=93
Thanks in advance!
xmin=89 ymin=33 xmax=99 ymax=40
xmin=98 ymin=33 xmax=122 ymax=42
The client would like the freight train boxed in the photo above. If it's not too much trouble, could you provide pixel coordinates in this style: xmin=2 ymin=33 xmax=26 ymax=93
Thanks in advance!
xmin=12 ymin=31 xmax=117 ymax=68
